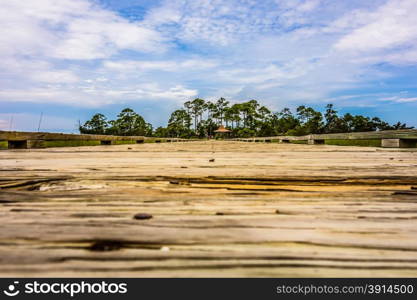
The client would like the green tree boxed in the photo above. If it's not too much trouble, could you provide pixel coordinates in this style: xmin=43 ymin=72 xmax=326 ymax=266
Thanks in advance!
xmin=183 ymin=101 xmax=192 ymax=131
xmin=196 ymin=119 xmax=217 ymax=138
xmin=256 ymin=106 xmax=272 ymax=136
xmin=108 ymin=108 xmax=148 ymax=136
xmin=206 ymin=101 xmax=217 ymax=120
xmin=228 ymin=104 xmax=242 ymax=129
xmin=296 ymin=105 xmax=323 ymax=134
xmin=346 ymin=115 xmax=375 ymax=132
xmin=258 ymin=106 xmax=271 ymax=122
xmin=189 ymin=98 xmax=206 ymax=133
xmin=391 ymin=121 xmax=409 ymax=130
xmin=80 ymin=100 xmax=412 ymax=139
xmin=273 ymin=108 xmax=299 ymax=134
xmin=223 ymin=107 xmax=233 ymax=128
xmin=79 ymin=113 xmax=108 ymax=134
xmin=323 ymin=104 xmax=347 ymax=133
xmin=167 ymin=109 xmax=193 ymax=138
xmin=213 ymin=97 xmax=229 ymax=125
xmin=236 ymin=127 xmax=256 ymax=138
xmin=154 ymin=126 xmax=168 ymax=137
xmin=238 ymin=100 xmax=259 ymax=128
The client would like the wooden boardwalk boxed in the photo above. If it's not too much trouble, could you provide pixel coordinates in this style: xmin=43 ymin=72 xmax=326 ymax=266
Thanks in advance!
xmin=1 ymin=141 xmax=417 ymax=277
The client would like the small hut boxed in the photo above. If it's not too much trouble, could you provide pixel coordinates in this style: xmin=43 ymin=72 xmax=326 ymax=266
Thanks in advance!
xmin=214 ymin=125 xmax=231 ymax=139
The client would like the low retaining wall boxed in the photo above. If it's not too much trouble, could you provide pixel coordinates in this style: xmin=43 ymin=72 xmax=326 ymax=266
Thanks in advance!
xmin=235 ymin=129 xmax=417 ymax=148
xmin=0 ymin=131 xmax=191 ymax=149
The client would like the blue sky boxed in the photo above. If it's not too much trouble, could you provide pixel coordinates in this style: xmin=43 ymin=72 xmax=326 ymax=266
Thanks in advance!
xmin=0 ymin=0 xmax=416 ymax=132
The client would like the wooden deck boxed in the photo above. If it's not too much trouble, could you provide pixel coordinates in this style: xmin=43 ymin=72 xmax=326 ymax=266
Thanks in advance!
xmin=1 ymin=141 xmax=417 ymax=277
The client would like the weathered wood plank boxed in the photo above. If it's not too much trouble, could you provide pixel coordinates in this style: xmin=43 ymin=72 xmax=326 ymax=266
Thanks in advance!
xmin=0 ymin=141 xmax=416 ymax=277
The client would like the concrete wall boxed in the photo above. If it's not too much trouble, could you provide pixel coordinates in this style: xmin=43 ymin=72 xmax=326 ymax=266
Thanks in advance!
xmin=382 ymin=139 xmax=417 ymax=148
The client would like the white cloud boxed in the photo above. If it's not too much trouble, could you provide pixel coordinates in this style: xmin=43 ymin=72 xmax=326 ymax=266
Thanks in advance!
xmin=103 ymin=59 xmax=218 ymax=72
xmin=0 ymin=0 xmax=166 ymax=60
xmin=0 ymin=0 xmax=190 ymax=108
xmin=380 ymin=96 xmax=417 ymax=103
xmin=99 ymin=85 xmax=198 ymax=102
xmin=0 ymin=0 xmax=416 ymax=122
xmin=53 ymin=16 xmax=165 ymax=59
xmin=214 ymin=62 xmax=310 ymax=85
xmin=0 ymin=83 xmax=198 ymax=107
xmin=142 ymin=0 xmax=324 ymax=45
xmin=0 ymin=58 xmax=79 ymax=84
xmin=335 ymin=0 xmax=417 ymax=55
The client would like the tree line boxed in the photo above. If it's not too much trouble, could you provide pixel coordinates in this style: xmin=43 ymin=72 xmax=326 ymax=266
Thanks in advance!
xmin=79 ymin=98 xmax=410 ymax=138
xmin=79 ymin=108 xmax=152 ymax=136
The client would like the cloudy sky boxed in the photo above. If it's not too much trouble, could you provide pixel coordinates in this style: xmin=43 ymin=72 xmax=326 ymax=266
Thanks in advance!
xmin=1 ymin=0 xmax=416 ymax=132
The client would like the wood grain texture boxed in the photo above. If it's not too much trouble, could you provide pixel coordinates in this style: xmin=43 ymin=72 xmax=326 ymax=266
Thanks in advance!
xmin=1 ymin=141 xmax=417 ymax=277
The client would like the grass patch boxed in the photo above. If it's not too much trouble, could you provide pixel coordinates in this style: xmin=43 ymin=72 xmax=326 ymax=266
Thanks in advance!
xmin=113 ymin=140 xmax=136 ymax=145
xmin=44 ymin=140 xmax=101 ymax=148
xmin=45 ymin=140 xmax=136 ymax=147
xmin=325 ymin=139 xmax=381 ymax=147
xmin=144 ymin=138 xmax=165 ymax=143
xmin=0 ymin=141 xmax=8 ymax=149
xmin=290 ymin=140 xmax=308 ymax=144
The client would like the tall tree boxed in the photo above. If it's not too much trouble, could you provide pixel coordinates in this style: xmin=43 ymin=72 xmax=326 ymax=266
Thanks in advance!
xmin=189 ymin=98 xmax=206 ymax=133
xmin=323 ymin=104 xmax=347 ymax=133
xmin=80 ymin=101 xmax=412 ymax=138
xmin=240 ymin=100 xmax=259 ymax=129
xmin=273 ymin=108 xmax=299 ymax=134
xmin=229 ymin=104 xmax=242 ymax=129
xmin=258 ymin=106 xmax=271 ymax=123
xmin=224 ymin=107 xmax=233 ymax=128
xmin=213 ymin=97 xmax=229 ymax=125
xmin=108 ymin=108 xmax=148 ymax=136
xmin=183 ymin=101 xmax=192 ymax=131
xmin=296 ymin=105 xmax=323 ymax=134
xmin=79 ymin=113 xmax=108 ymax=134
xmin=167 ymin=109 xmax=192 ymax=137
xmin=206 ymin=101 xmax=216 ymax=120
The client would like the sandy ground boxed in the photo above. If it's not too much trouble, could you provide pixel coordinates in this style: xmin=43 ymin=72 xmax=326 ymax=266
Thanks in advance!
xmin=0 ymin=141 xmax=417 ymax=277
